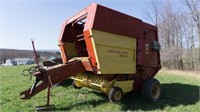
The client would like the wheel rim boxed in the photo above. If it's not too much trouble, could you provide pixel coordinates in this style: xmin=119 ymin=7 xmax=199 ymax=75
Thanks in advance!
xmin=114 ymin=91 xmax=122 ymax=101
xmin=151 ymin=84 xmax=160 ymax=100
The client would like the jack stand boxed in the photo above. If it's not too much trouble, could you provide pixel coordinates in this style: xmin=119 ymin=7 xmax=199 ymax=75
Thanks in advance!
xmin=36 ymin=105 xmax=55 ymax=111
xmin=36 ymin=76 xmax=55 ymax=111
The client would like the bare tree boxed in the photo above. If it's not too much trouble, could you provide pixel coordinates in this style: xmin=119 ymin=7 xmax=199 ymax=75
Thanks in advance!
xmin=143 ymin=0 xmax=163 ymax=26
xmin=184 ymin=0 xmax=200 ymax=63
xmin=144 ymin=0 xmax=200 ymax=70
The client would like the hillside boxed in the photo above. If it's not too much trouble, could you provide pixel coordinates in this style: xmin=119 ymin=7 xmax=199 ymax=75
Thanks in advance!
xmin=0 ymin=49 xmax=60 ymax=63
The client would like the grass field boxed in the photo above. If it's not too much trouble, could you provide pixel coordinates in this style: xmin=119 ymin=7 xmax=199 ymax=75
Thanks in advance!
xmin=0 ymin=65 xmax=199 ymax=111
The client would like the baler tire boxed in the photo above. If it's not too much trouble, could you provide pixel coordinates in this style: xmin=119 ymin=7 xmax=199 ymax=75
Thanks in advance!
xmin=72 ymin=80 xmax=82 ymax=89
xmin=142 ymin=78 xmax=162 ymax=102
xmin=109 ymin=87 xmax=123 ymax=102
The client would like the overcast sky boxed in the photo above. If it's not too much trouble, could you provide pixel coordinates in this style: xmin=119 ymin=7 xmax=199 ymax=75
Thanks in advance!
xmin=0 ymin=0 xmax=181 ymax=50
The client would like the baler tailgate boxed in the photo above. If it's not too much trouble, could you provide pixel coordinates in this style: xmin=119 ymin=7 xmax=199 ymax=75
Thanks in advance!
xmin=20 ymin=60 xmax=86 ymax=99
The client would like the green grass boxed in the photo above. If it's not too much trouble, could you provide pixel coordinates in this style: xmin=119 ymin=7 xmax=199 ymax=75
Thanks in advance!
xmin=0 ymin=66 xmax=199 ymax=111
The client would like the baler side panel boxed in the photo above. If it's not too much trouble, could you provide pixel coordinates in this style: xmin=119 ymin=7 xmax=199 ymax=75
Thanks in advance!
xmin=91 ymin=29 xmax=136 ymax=74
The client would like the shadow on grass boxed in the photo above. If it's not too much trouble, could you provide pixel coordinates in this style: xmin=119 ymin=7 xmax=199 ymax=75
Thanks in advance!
xmin=56 ymin=82 xmax=199 ymax=111
xmin=59 ymin=79 xmax=73 ymax=87
xmin=120 ymin=83 xmax=200 ymax=111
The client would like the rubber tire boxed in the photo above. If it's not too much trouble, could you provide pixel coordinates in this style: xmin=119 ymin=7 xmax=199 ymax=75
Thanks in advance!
xmin=72 ymin=80 xmax=82 ymax=89
xmin=109 ymin=87 xmax=123 ymax=102
xmin=142 ymin=78 xmax=162 ymax=102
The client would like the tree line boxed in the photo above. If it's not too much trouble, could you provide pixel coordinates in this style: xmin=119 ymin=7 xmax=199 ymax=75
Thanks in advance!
xmin=144 ymin=0 xmax=200 ymax=70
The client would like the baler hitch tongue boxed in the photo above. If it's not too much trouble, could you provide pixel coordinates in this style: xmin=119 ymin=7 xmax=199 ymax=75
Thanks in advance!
xmin=20 ymin=60 xmax=86 ymax=100
xmin=20 ymin=93 xmax=31 ymax=100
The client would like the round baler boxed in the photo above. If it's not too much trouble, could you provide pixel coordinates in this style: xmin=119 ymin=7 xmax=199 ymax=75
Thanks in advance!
xmin=20 ymin=3 xmax=162 ymax=109
xmin=59 ymin=3 xmax=162 ymax=102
